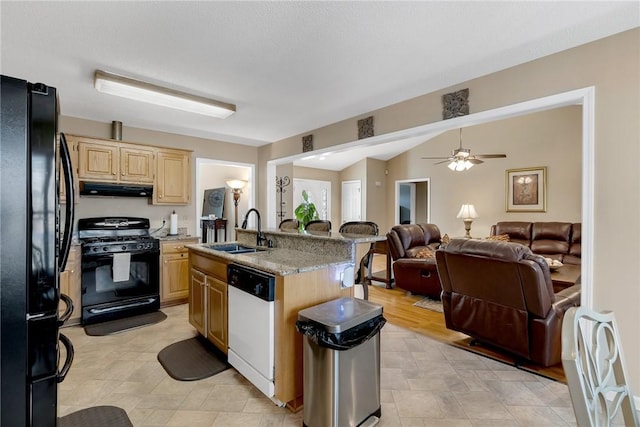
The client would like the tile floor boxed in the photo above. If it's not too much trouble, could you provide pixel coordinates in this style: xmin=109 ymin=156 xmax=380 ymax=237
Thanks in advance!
xmin=59 ymin=304 xmax=583 ymax=426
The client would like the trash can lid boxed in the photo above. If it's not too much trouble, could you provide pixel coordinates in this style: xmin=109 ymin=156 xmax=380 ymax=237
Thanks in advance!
xmin=297 ymin=297 xmax=383 ymax=333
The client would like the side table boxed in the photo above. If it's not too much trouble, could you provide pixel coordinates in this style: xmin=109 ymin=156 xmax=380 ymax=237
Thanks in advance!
xmin=201 ymin=218 xmax=227 ymax=243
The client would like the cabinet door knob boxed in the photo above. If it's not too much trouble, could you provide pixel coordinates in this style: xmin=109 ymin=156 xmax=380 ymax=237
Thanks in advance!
xmin=122 ymin=172 xmax=125 ymax=176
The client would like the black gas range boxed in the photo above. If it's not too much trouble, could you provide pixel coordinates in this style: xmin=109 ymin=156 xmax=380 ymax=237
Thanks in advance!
xmin=78 ymin=217 xmax=160 ymax=325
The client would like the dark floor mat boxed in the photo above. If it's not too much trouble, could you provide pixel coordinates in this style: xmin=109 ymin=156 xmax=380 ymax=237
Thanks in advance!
xmin=158 ymin=335 xmax=229 ymax=381
xmin=84 ymin=311 xmax=167 ymax=336
xmin=59 ymin=406 xmax=133 ymax=427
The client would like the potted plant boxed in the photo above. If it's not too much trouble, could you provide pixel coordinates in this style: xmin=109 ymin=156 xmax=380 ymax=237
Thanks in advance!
xmin=294 ymin=190 xmax=319 ymax=230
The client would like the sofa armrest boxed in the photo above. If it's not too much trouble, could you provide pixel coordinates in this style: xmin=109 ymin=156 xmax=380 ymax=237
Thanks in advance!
xmin=553 ymin=284 xmax=581 ymax=311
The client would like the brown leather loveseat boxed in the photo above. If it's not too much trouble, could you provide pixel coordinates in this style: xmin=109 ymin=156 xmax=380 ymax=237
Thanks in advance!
xmin=490 ymin=221 xmax=581 ymax=265
xmin=436 ymin=239 xmax=581 ymax=367
xmin=386 ymin=223 xmax=442 ymax=298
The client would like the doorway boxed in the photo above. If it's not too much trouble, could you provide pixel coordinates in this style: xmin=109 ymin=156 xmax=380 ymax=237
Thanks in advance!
xmin=395 ymin=178 xmax=430 ymax=225
xmin=341 ymin=180 xmax=361 ymax=224
xmin=195 ymin=158 xmax=254 ymax=239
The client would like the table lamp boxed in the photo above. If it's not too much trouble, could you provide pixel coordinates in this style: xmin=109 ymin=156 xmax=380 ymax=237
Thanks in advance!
xmin=456 ymin=204 xmax=478 ymax=239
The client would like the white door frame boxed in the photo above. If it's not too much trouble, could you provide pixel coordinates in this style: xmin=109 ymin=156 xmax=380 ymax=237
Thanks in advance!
xmin=341 ymin=179 xmax=362 ymax=223
xmin=267 ymin=86 xmax=595 ymax=309
xmin=395 ymin=178 xmax=430 ymax=225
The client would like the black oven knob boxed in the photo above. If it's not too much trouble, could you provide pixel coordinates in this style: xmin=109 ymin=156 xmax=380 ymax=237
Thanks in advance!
xmin=122 ymin=245 xmax=127 ymax=251
xmin=93 ymin=247 xmax=98 ymax=252
xmin=137 ymin=243 xmax=143 ymax=249
xmin=102 ymin=246 xmax=108 ymax=252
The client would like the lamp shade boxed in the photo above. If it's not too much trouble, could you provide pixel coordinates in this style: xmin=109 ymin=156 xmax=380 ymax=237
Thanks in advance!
xmin=225 ymin=179 xmax=247 ymax=190
xmin=456 ymin=204 xmax=478 ymax=219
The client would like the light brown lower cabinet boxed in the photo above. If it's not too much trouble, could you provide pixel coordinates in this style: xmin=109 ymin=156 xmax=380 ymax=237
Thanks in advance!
xmin=161 ymin=239 xmax=198 ymax=305
xmin=59 ymin=245 xmax=81 ymax=325
xmin=189 ymin=252 xmax=228 ymax=354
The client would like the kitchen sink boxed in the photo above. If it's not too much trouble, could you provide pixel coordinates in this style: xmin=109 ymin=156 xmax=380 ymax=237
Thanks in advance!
xmin=206 ymin=244 xmax=263 ymax=254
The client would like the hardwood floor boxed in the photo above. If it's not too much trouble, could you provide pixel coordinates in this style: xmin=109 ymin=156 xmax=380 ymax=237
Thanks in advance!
xmin=366 ymin=255 xmax=567 ymax=383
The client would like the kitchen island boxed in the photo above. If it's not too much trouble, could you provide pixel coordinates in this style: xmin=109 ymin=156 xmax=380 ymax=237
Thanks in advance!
xmin=187 ymin=232 xmax=373 ymax=411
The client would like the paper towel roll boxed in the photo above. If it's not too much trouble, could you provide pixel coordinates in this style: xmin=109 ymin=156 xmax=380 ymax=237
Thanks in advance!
xmin=169 ymin=212 xmax=178 ymax=235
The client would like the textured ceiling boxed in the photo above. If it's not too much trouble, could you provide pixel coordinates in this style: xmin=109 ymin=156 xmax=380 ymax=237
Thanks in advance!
xmin=1 ymin=1 xmax=638 ymax=158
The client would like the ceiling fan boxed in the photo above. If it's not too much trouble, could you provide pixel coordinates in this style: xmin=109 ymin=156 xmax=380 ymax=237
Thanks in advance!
xmin=422 ymin=129 xmax=506 ymax=171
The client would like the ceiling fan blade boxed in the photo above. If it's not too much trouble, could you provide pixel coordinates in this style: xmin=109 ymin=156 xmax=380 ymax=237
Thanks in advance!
xmin=421 ymin=156 xmax=451 ymax=160
xmin=433 ymin=159 xmax=452 ymax=165
xmin=468 ymin=158 xmax=484 ymax=164
xmin=474 ymin=154 xmax=507 ymax=159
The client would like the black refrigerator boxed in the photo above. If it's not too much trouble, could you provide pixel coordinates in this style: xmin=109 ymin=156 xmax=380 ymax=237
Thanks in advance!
xmin=1 ymin=75 xmax=75 ymax=426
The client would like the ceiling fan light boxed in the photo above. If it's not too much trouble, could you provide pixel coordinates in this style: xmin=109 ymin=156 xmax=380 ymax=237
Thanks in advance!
xmin=448 ymin=161 xmax=457 ymax=171
xmin=464 ymin=160 xmax=474 ymax=170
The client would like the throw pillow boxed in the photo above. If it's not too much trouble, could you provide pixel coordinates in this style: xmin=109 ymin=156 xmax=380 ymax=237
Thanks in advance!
xmin=486 ymin=234 xmax=511 ymax=242
xmin=415 ymin=248 xmax=436 ymax=259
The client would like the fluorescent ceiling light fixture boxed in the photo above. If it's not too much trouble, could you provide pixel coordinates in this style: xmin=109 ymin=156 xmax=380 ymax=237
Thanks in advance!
xmin=94 ymin=70 xmax=236 ymax=119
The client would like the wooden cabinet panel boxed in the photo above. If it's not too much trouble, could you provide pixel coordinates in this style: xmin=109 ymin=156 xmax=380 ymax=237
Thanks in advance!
xmin=160 ymin=238 xmax=197 ymax=304
xmin=120 ymin=145 xmax=154 ymax=183
xmin=154 ymin=150 xmax=190 ymax=205
xmin=77 ymin=139 xmax=118 ymax=181
xmin=206 ymin=276 xmax=228 ymax=353
xmin=162 ymin=254 xmax=190 ymax=302
xmin=58 ymin=135 xmax=79 ymax=205
xmin=60 ymin=246 xmax=81 ymax=324
xmin=188 ymin=251 xmax=228 ymax=353
xmin=189 ymin=268 xmax=206 ymax=335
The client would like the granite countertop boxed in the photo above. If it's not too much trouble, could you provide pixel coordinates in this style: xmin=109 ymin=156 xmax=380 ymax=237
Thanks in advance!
xmin=156 ymin=234 xmax=198 ymax=242
xmin=187 ymin=243 xmax=351 ymax=276
xmin=244 ymin=228 xmax=385 ymax=244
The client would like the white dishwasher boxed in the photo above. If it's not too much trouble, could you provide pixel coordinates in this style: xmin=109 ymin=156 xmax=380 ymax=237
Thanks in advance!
xmin=227 ymin=264 xmax=277 ymax=400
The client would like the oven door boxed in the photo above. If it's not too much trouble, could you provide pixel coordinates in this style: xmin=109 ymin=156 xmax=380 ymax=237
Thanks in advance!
xmin=81 ymin=249 xmax=160 ymax=324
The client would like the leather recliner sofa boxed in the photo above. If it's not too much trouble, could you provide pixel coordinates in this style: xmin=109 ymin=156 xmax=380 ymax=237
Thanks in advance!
xmin=490 ymin=221 xmax=581 ymax=265
xmin=386 ymin=223 xmax=442 ymax=298
xmin=435 ymin=238 xmax=581 ymax=367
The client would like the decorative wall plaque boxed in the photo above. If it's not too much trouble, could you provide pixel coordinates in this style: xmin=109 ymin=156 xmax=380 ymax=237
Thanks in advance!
xmin=358 ymin=116 xmax=374 ymax=139
xmin=442 ymin=88 xmax=469 ymax=120
xmin=302 ymin=134 xmax=313 ymax=152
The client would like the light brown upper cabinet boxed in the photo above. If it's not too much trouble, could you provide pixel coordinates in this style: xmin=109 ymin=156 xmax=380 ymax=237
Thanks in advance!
xmin=58 ymin=134 xmax=79 ymax=204
xmin=76 ymin=137 xmax=154 ymax=184
xmin=67 ymin=134 xmax=192 ymax=205
xmin=76 ymin=138 xmax=120 ymax=181
xmin=119 ymin=145 xmax=155 ymax=183
xmin=154 ymin=148 xmax=190 ymax=205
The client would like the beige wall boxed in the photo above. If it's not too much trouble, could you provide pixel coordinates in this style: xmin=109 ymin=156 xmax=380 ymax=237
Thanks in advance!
xmin=365 ymin=158 xmax=388 ymax=229
xmin=60 ymin=116 xmax=258 ymax=236
xmin=275 ymin=163 xmax=294 ymax=226
xmin=262 ymin=28 xmax=640 ymax=392
xmin=387 ymin=106 xmax=582 ymax=237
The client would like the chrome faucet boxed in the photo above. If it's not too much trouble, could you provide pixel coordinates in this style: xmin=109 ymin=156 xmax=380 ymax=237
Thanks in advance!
xmin=241 ymin=208 xmax=267 ymax=246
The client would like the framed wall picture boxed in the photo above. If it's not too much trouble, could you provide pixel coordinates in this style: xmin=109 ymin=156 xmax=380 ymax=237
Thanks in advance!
xmin=505 ymin=167 xmax=547 ymax=212
xmin=202 ymin=187 xmax=225 ymax=218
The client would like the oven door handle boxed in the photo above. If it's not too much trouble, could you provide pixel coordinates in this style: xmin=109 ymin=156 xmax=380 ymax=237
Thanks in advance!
xmin=57 ymin=333 xmax=74 ymax=383
xmin=58 ymin=133 xmax=75 ymax=272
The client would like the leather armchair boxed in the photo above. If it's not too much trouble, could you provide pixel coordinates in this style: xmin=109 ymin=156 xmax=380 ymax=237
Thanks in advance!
xmin=386 ymin=223 xmax=442 ymax=298
xmin=436 ymin=239 xmax=581 ymax=367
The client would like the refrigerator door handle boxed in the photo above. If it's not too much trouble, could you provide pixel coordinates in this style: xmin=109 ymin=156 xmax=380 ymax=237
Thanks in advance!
xmin=57 ymin=333 xmax=74 ymax=383
xmin=58 ymin=132 xmax=75 ymax=272
xmin=58 ymin=293 xmax=74 ymax=325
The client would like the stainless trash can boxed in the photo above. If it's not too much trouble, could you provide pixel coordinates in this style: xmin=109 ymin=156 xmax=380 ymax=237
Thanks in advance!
xmin=296 ymin=297 xmax=386 ymax=427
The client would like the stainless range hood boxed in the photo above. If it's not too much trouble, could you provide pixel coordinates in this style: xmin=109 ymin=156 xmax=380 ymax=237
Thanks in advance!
xmin=80 ymin=182 xmax=153 ymax=198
